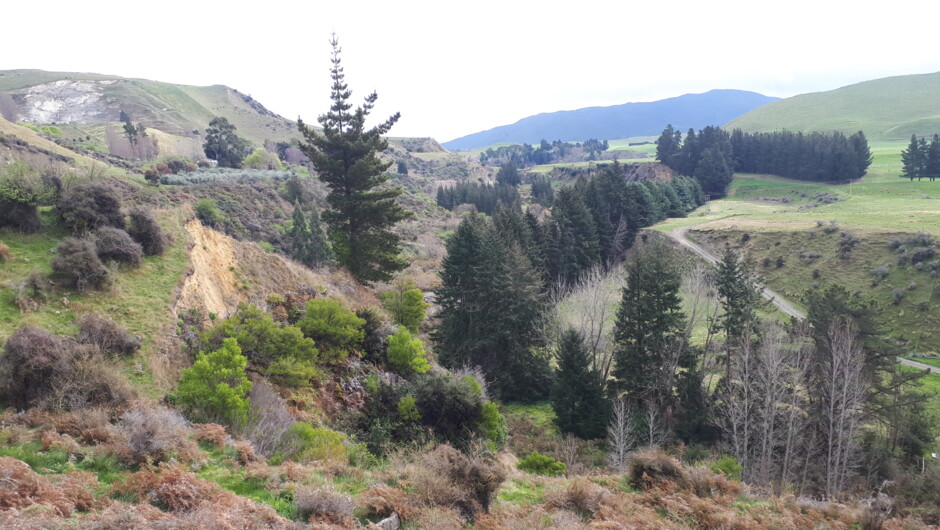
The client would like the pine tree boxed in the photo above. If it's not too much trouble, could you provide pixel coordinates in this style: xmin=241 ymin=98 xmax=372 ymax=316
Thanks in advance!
xmin=694 ymin=146 xmax=734 ymax=196
xmin=714 ymin=246 xmax=763 ymax=377
xmin=496 ymin=162 xmax=521 ymax=186
xmin=551 ymin=329 xmax=609 ymax=439
xmin=655 ymin=124 xmax=681 ymax=167
xmin=298 ymin=35 xmax=412 ymax=283
xmin=290 ymin=201 xmax=312 ymax=263
xmin=901 ymin=134 xmax=924 ymax=179
xmin=611 ymin=238 xmax=685 ymax=406
xmin=434 ymin=214 xmax=551 ymax=401
xmin=926 ymin=134 xmax=940 ymax=178
xmin=306 ymin=202 xmax=333 ymax=266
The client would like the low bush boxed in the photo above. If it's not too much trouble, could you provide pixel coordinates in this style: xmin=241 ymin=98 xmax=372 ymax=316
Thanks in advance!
xmin=40 ymin=345 xmax=136 ymax=411
xmin=57 ymin=182 xmax=124 ymax=233
xmin=240 ymin=380 xmax=296 ymax=458
xmin=110 ymin=405 xmax=198 ymax=465
xmin=195 ymin=197 xmax=226 ymax=226
xmin=126 ymin=207 xmax=166 ymax=256
xmin=0 ymin=325 xmax=68 ymax=409
xmin=398 ymin=444 xmax=506 ymax=518
xmin=628 ymin=448 xmax=688 ymax=489
xmin=518 ymin=451 xmax=566 ymax=477
xmin=293 ymin=485 xmax=353 ymax=525
xmin=174 ymin=338 xmax=252 ymax=426
xmin=297 ymin=298 xmax=365 ymax=362
xmin=51 ymin=237 xmax=111 ymax=292
xmin=285 ymin=423 xmax=346 ymax=462
xmin=0 ymin=241 xmax=11 ymax=261
xmin=76 ymin=313 xmax=140 ymax=356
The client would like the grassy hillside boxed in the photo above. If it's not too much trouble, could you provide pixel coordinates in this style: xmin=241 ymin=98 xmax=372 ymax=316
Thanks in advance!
xmin=0 ymin=69 xmax=297 ymax=147
xmin=726 ymin=72 xmax=940 ymax=140
xmin=653 ymin=141 xmax=940 ymax=354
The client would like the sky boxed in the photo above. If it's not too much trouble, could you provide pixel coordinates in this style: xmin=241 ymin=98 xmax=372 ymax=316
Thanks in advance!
xmin=4 ymin=0 xmax=940 ymax=142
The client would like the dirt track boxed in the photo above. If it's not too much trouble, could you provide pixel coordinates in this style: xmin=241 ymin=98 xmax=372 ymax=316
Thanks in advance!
xmin=665 ymin=226 xmax=940 ymax=375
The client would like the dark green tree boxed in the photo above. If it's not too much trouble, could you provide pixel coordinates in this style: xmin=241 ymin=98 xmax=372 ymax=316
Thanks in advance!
xmin=926 ymin=134 xmax=940 ymax=177
xmin=611 ymin=238 xmax=686 ymax=406
xmin=901 ymin=135 xmax=925 ymax=179
xmin=551 ymin=329 xmax=609 ymax=439
xmin=714 ymin=245 xmax=763 ymax=368
xmin=434 ymin=214 xmax=551 ymax=401
xmin=203 ymin=117 xmax=248 ymax=168
xmin=496 ymin=162 xmax=521 ymax=186
xmin=694 ymin=146 xmax=734 ymax=196
xmin=655 ymin=124 xmax=681 ymax=167
xmin=298 ymin=35 xmax=412 ymax=283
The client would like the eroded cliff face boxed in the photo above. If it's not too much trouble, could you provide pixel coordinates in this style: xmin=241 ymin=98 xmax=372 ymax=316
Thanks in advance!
xmin=175 ymin=220 xmax=380 ymax=324
xmin=13 ymin=80 xmax=116 ymax=124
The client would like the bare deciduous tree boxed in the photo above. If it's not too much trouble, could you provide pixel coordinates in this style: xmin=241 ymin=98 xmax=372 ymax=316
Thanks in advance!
xmin=820 ymin=317 xmax=868 ymax=498
xmin=550 ymin=264 xmax=621 ymax=382
xmin=607 ymin=397 xmax=635 ymax=471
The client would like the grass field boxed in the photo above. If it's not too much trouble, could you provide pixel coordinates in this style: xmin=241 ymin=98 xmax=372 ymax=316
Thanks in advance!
xmin=652 ymin=141 xmax=940 ymax=355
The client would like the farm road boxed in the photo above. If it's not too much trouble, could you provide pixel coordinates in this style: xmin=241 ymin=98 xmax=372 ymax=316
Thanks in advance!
xmin=665 ymin=226 xmax=940 ymax=375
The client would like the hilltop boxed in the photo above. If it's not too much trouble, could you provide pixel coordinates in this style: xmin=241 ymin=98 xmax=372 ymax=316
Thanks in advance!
xmin=0 ymin=69 xmax=297 ymax=154
xmin=726 ymin=72 xmax=940 ymax=140
xmin=443 ymin=89 xmax=778 ymax=150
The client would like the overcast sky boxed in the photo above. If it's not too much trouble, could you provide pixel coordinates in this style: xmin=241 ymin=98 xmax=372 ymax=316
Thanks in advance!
xmin=4 ymin=0 xmax=940 ymax=142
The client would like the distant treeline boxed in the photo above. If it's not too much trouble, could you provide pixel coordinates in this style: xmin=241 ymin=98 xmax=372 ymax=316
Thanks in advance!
xmin=437 ymin=162 xmax=705 ymax=285
xmin=656 ymin=126 xmax=872 ymax=192
xmin=479 ymin=138 xmax=609 ymax=167
xmin=435 ymin=182 xmax=520 ymax=214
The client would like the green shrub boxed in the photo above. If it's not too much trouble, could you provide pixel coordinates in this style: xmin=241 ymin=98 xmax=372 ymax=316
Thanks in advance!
xmin=0 ymin=161 xmax=51 ymax=233
xmin=386 ymin=328 xmax=430 ymax=375
xmin=242 ymin=148 xmax=284 ymax=170
xmin=39 ymin=125 xmax=62 ymax=137
xmin=517 ymin=451 xmax=566 ymax=476
xmin=200 ymin=305 xmax=318 ymax=383
xmin=397 ymin=395 xmax=421 ymax=422
xmin=479 ymin=402 xmax=508 ymax=447
xmin=287 ymin=423 xmax=346 ymax=462
xmin=709 ymin=455 xmax=742 ymax=480
xmin=195 ymin=198 xmax=226 ymax=226
xmin=380 ymin=278 xmax=428 ymax=332
xmin=174 ymin=338 xmax=252 ymax=426
xmin=298 ymin=298 xmax=365 ymax=362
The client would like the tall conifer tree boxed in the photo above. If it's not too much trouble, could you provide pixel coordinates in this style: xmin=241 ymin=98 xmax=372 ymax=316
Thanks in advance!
xmin=552 ymin=329 xmax=609 ymax=439
xmin=298 ymin=35 xmax=412 ymax=283
xmin=611 ymin=238 xmax=685 ymax=405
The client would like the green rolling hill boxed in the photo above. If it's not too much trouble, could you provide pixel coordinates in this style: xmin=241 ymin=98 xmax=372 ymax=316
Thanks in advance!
xmin=726 ymin=72 xmax=940 ymax=140
xmin=0 ymin=69 xmax=297 ymax=147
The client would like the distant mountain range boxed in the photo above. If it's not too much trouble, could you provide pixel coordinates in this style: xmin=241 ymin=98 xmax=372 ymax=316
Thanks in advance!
xmin=442 ymin=89 xmax=779 ymax=150
xmin=726 ymin=72 xmax=940 ymax=141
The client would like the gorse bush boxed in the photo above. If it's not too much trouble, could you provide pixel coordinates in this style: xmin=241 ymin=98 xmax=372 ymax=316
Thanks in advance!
xmin=284 ymin=423 xmax=346 ymax=462
xmin=0 ymin=325 xmax=134 ymax=411
xmin=127 ymin=207 xmax=166 ymax=255
xmin=0 ymin=161 xmax=52 ymax=233
xmin=57 ymin=182 xmax=124 ymax=233
xmin=51 ymin=237 xmax=111 ymax=291
xmin=93 ymin=226 xmax=143 ymax=266
xmin=76 ymin=313 xmax=140 ymax=356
